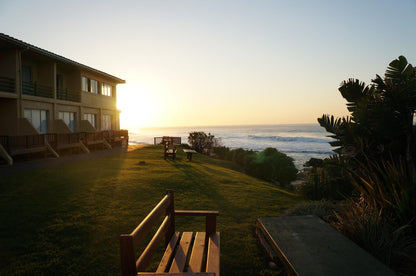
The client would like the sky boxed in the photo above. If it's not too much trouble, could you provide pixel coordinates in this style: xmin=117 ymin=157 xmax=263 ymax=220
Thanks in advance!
xmin=1 ymin=0 xmax=416 ymax=129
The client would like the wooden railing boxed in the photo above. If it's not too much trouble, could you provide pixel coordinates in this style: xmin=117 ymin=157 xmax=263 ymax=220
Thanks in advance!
xmin=0 ymin=130 xmax=129 ymax=156
xmin=0 ymin=134 xmax=46 ymax=154
xmin=154 ymin=136 xmax=181 ymax=145
xmin=46 ymin=133 xmax=82 ymax=148
xmin=0 ymin=76 xmax=15 ymax=93
xmin=22 ymin=81 xmax=54 ymax=98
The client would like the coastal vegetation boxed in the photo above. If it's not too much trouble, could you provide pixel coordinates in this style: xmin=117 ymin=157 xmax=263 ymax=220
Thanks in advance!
xmin=0 ymin=145 xmax=300 ymax=275
xmin=302 ymin=56 xmax=416 ymax=274
xmin=188 ymin=131 xmax=298 ymax=186
xmin=213 ymin=146 xmax=297 ymax=186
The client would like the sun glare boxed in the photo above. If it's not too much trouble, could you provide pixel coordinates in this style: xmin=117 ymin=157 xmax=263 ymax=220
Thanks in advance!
xmin=117 ymin=84 xmax=157 ymax=129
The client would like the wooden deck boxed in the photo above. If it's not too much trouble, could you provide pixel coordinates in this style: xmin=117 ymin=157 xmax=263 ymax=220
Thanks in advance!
xmin=257 ymin=215 xmax=396 ymax=276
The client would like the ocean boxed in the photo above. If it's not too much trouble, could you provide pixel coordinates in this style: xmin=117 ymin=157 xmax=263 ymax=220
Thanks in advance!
xmin=127 ymin=124 xmax=334 ymax=169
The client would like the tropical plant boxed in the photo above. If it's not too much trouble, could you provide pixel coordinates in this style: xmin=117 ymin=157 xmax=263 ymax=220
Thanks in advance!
xmin=316 ymin=56 xmax=416 ymax=274
xmin=318 ymin=56 xmax=416 ymax=164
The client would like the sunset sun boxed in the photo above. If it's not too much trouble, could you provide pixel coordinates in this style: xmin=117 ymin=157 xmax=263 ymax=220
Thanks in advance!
xmin=117 ymin=84 xmax=157 ymax=129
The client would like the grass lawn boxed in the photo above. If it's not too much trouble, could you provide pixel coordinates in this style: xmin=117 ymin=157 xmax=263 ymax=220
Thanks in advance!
xmin=0 ymin=145 xmax=301 ymax=275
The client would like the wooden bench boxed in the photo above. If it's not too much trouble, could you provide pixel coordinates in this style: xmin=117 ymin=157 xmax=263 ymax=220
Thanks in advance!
xmin=120 ymin=190 xmax=220 ymax=276
xmin=164 ymin=141 xmax=177 ymax=160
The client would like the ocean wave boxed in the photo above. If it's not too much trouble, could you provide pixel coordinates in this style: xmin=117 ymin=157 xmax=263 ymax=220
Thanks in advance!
xmin=281 ymin=150 xmax=334 ymax=155
xmin=247 ymin=135 xmax=331 ymax=144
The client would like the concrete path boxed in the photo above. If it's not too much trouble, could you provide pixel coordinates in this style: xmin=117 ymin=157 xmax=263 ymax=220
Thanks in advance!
xmin=257 ymin=215 xmax=396 ymax=276
xmin=0 ymin=144 xmax=148 ymax=176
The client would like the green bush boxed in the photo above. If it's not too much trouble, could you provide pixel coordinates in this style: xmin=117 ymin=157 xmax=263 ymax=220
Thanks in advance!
xmin=212 ymin=146 xmax=229 ymax=159
xmin=213 ymin=147 xmax=298 ymax=186
xmin=299 ymin=156 xmax=353 ymax=200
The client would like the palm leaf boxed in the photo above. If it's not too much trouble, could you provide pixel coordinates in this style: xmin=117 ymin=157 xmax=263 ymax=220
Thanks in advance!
xmin=385 ymin=55 xmax=414 ymax=83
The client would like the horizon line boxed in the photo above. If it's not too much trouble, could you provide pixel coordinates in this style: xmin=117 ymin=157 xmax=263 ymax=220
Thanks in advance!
xmin=123 ymin=122 xmax=321 ymax=130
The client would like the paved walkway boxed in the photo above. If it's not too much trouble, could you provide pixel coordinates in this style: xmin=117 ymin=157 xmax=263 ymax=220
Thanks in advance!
xmin=0 ymin=144 xmax=148 ymax=176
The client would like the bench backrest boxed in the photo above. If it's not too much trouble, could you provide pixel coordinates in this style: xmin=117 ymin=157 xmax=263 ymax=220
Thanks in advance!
xmin=120 ymin=190 xmax=176 ymax=276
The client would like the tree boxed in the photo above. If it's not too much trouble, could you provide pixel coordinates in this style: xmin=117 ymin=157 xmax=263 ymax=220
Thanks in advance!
xmin=188 ymin=131 xmax=220 ymax=154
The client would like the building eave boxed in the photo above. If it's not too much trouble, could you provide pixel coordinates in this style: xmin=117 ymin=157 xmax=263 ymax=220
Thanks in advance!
xmin=0 ymin=33 xmax=125 ymax=84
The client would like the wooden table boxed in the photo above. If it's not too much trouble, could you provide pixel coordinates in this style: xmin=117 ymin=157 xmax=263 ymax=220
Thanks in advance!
xmin=183 ymin=149 xmax=197 ymax=161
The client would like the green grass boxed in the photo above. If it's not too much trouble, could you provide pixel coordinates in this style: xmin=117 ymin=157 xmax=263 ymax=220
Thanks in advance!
xmin=0 ymin=145 xmax=301 ymax=275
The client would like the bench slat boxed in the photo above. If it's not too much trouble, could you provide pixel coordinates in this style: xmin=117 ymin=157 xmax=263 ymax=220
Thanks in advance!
xmin=206 ymin=232 xmax=220 ymax=276
xmin=137 ymin=215 xmax=172 ymax=271
xmin=156 ymin=232 xmax=181 ymax=273
xmin=188 ymin=232 xmax=206 ymax=273
xmin=169 ymin=232 xmax=194 ymax=273
xmin=132 ymin=194 xmax=170 ymax=248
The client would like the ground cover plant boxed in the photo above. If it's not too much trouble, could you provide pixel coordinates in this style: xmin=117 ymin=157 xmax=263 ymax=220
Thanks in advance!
xmin=0 ymin=145 xmax=300 ymax=275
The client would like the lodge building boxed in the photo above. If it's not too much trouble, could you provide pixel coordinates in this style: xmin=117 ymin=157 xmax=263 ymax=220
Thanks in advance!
xmin=0 ymin=33 xmax=128 ymax=164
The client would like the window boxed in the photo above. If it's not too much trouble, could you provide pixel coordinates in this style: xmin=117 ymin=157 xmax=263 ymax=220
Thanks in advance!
xmin=82 ymin=76 xmax=88 ymax=92
xmin=57 ymin=74 xmax=63 ymax=95
xmin=90 ymin=79 xmax=98 ymax=94
xmin=59 ymin=111 xmax=76 ymax=132
xmin=24 ymin=109 xmax=48 ymax=133
xmin=101 ymin=83 xmax=112 ymax=96
xmin=102 ymin=114 xmax=112 ymax=130
xmin=22 ymin=65 xmax=32 ymax=82
xmin=84 ymin=113 xmax=97 ymax=128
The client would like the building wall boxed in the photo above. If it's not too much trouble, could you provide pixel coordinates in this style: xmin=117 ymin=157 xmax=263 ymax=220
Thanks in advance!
xmin=0 ymin=49 xmax=17 ymax=79
xmin=0 ymin=42 xmax=123 ymax=136
xmin=0 ymin=99 xmax=17 ymax=135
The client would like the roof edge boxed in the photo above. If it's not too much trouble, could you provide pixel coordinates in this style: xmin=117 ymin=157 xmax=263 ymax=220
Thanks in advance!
xmin=0 ymin=33 xmax=125 ymax=84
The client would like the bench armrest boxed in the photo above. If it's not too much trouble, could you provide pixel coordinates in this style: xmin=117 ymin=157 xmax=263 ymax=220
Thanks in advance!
xmin=174 ymin=210 xmax=219 ymax=216
xmin=174 ymin=210 xmax=219 ymax=234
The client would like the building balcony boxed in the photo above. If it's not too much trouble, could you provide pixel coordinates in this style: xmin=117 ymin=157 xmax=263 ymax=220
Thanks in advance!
xmin=0 ymin=76 xmax=15 ymax=93
xmin=22 ymin=81 xmax=54 ymax=98
xmin=57 ymin=88 xmax=81 ymax=102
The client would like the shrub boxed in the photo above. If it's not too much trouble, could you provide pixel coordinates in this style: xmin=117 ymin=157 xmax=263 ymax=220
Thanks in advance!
xmin=285 ymin=200 xmax=337 ymax=220
xmin=246 ymin=148 xmax=297 ymax=186
xmin=212 ymin=146 xmax=229 ymax=159
xmin=300 ymin=155 xmax=353 ymax=200
xmin=214 ymin=147 xmax=298 ymax=186
xmin=334 ymin=200 xmax=416 ymax=274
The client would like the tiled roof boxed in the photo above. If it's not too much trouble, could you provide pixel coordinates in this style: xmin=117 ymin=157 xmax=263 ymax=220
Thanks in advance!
xmin=0 ymin=33 xmax=125 ymax=83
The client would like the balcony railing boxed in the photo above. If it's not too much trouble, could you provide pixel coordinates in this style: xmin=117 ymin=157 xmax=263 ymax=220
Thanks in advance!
xmin=0 ymin=76 xmax=15 ymax=93
xmin=57 ymin=88 xmax=81 ymax=102
xmin=0 ymin=130 xmax=129 ymax=158
xmin=0 ymin=134 xmax=46 ymax=154
xmin=22 ymin=81 xmax=54 ymax=98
